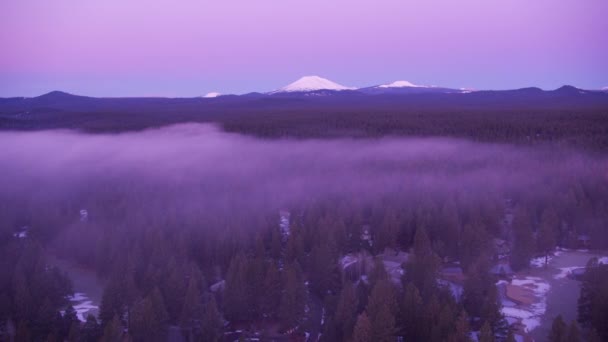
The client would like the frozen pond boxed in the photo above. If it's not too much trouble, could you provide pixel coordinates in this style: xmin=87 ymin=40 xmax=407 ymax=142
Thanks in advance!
xmin=528 ymin=249 xmax=607 ymax=341
xmin=501 ymin=248 xmax=607 ymax=341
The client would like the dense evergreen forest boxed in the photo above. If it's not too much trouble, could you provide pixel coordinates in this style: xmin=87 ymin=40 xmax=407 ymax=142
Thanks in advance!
xmin=1 ymin=93 xmax=608 ymax=341
xmin=1 ymin=89 xmax=608 ymax=151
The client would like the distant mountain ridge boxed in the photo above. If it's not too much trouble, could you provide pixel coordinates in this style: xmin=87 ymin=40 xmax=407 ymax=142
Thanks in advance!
xmin=6 ymin=77 xmax=607 ymax=99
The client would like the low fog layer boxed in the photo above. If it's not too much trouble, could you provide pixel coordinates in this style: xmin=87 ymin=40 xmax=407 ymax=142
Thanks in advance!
xmin=0 ymin=123 xmax=606 ymax=236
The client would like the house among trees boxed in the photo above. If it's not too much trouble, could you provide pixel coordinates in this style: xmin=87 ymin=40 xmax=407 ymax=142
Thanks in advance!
xmin=576 ymin=234 xmax=591 ymax=249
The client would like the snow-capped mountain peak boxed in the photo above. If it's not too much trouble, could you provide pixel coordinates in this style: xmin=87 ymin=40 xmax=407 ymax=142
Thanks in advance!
xmin=203 ymin=92 xmax=221 ymax=98
xmin=378 ymin=80 xmax=426 ymax=88
xmin=276 ymin=76 xmax=354 ymax=92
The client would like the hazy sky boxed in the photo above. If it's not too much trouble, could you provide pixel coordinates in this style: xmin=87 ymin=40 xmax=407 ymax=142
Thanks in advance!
xmin=1 ymin=0 xmax=607 ymax=97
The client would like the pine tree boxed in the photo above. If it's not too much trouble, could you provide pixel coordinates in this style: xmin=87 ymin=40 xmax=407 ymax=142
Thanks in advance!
xmin=13 ymin=270 xmax=33 ymax=321
xmin=149 ymin=287 xmax=169 ymax=330
xmin=424 ymin=295 xmax=442 ymax=342
xmin=99 ymin=276 xmax=125 ymax=325
xmin=436 ymin=303 xmax=456 ymax=341
xmin=271 ymin=228 xmax=282 ymax=260
xmin=223 ymin=253 xmax=249 ymax=321
xmin=460 ymin=222 xmax=491 ymax=272
xmin=200 ymin=294 xmax=223 ymax=342
xmin=479 ymin=321 xmax=494 ymax=342
xmin=188 ymin=262 xmax=207 ymax=293
xmin=262 ymin=262 xmax=281 ymax=318
xmin=449 ymin=310 xmax=471 ymax=342
xmin=81 ymin=314 xmax=102 ymax=342
xmin=247 ymin=256 xmax=267 ymax=315
xmin=549 ymin=315 xmax=567 ymax=342
xmin=334 ymin=281 xmax=359 ymax=339
xmin=505 ymin=329 xmax=516 ymax=342
xmin=16 ymin=320 xmax=31 ymax=342
xmin=510 ymin=208 xmax=535 ymax=271
xmin=309 ymin=242 xmax=339 ymax=296
xmin=352 ymin=312 xmax=372 ymax=342
xmin=32 ymin=297 xmax=56 ymax=339
xmin=538 ymin=207 xmax=558 ymax=266
xmin=371 ymin=303 xmax=395 ymax=342
xmin=366 ymin=280 xmax=397 ymax=342
xmin=100 ymin=314 xmax=123 ymax=342
xmin=131 ymin=295 xmax=166 ymax=342
xmin=180 ymin=276 xmax=203 ymax=326
xmin=374 ymin=209 xmax=400 ymax=253
xmin=162 ymin=262 xmax=186 ymax=322
xmin=285 ymin=232 xmax=304 ymax=263
xmin=463 ymin=262 xmax=501 ymax=329
xmin=401 ymin=282 xmax=425 ymax=341
xmin=567 ymin=320 xmax=580 ymax=342
xmin=61 ymin=304 xmax=78 ymax=339
xmin=438 ymin=199 xmax=461 ymax=259
xmin=368 ymin=258 xmax=388 ymax=289
xmin=67 ymin=320 xmax=80 ymax=342
xmin=279 ymin=263 xmax=306 ymax=330
xmin=404 ymin=226 xmax=441 ymax=299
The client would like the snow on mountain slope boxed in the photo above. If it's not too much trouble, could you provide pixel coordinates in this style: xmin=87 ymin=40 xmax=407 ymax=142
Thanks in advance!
xmin=203 ymin=92 xmax=221 ymax=98
xmin=378 ymin=80 xmax=427 ymax=88
xmin=275 ymin=76 xmax=355 ymax=92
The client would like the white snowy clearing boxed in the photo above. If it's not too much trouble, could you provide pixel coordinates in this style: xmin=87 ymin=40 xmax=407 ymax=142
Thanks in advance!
xmin=203 ymin=92 xmax=221 ymax=98
xmin=501 ymin=276 xmax=550 ymax=332
xmin=529 ymin=249 xmax=563 ymax=268
xmin=554 ymin=266 xmax=583 ymax=280
xmin=275 ymin=76 xmax=355 ymax=92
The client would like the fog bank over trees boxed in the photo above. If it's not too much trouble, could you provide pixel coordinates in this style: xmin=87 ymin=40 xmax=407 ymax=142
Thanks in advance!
xmin=1 ymin=123 xmax=606 ymax=235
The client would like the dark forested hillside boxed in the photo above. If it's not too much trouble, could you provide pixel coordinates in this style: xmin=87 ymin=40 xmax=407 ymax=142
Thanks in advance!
xmin=1 ymin=89 xmax=608 ymax=151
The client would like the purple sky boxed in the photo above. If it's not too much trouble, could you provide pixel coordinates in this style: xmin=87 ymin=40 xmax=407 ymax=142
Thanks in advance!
xmin=1 ymin=0 xmax=607 ymax=97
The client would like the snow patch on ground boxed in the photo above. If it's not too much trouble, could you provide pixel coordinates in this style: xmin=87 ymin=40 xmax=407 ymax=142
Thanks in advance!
xmin=320 ymin=308 xmax=326 ymax=326
xmin=530 ymin=255 xmax=552 ymax=268
xmin=554 ymin=266 xmax=582 ymax=279
xmin=68 ymin=292 xmax=99 ymax=322
xmin=438 ymin=279 xmax=463 ymax=301
xmin=279 ymin=210 xmax=290 ymax=239
xmin=500 ymin=276 xmax=550 ymax=333
xmin=340 ymin=254 xmax=359 ymax=270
